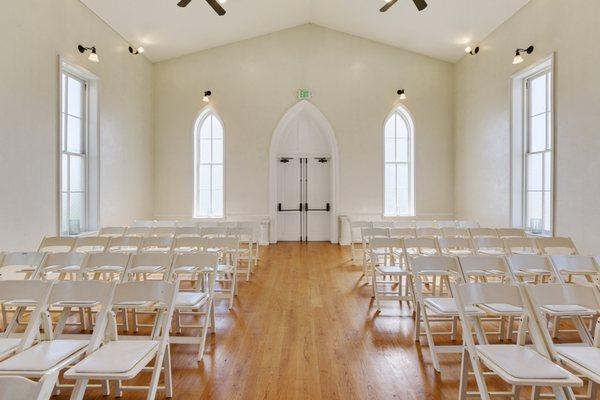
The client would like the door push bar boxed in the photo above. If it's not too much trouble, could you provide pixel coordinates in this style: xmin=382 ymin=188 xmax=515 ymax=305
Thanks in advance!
xmin=278 ymin=203 xmax=302 ymax=212
xmin=305 ymin=203 xmax=330 ymax=212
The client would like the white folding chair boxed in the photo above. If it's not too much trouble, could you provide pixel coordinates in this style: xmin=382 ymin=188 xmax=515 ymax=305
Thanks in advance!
xmin=80 ymin=253 xmax=131 ymax=282
xmin=228 ymin=227 xmax=254 ymax=281
xmin=369 ymin=238 xmax=414 ymax=312
xmin=361 ymin=228 xmax=389 ymax=280
xmin=0 ymin=252 xmax=45 ymax=280
xmin=35 ymin=252 xmax=87 ymax=281
xmin=124 ymin=227 xmax=151 ymax=238
xmin=37 ymin=237 xmax=75 ymax=253
xmin=107 ymin=236 xmax=142 ymax=254
xmin=139 ymin=237 xmax=173 ymax=253
xmin=416 ymin=227 xmax=442 ymax=238
xmin=170 ymin=252 xmax=218 ymax=360
xmin=150 ymin=227 xmax=176 ymax=238
xmin=410 ymin=255 xmax=480 ymax=372
xmin=550 ymin=255 xmax=600 ymax=285
xmin=349 ymin=221 xmax=371 ymax=265
xmin=504 ymin=237 xmax=540 ymax=255
xmin=98 ymin=227 xmax=127 ymax=237
xmin=0 ymin=371 xmax=59 ymax=400
xmin=469 ymin=228 xmax=498 ymax=239
xmin=496 ymin=228 xmax=526 ymax=238
xmin=441 ymin=227 xmax=470 ymax=238
xmin=172 ymin=236 xmax=205 ymax=254
xmin=453 ymin=282 xmax=581 ymax=400
xmin=72 ymin=236 xmax=109 ymax=254
xmin=438 ymin=237 xmax=474 ymax=256
xmin=65 ymin=280 xmax=179 ymax=400
xmin=205 ymin=237 xmax=239 ymax=310
xmin=236 ymin=221 xmax=261 ymax=267
xmin=537 ymin=237 xmax=579 ymax=256
xmin=473 ymin=237 xmax=507 ymax=256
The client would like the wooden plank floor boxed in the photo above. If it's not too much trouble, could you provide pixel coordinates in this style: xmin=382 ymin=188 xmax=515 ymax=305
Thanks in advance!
xmin=55 ymin=242 xmax=550 ymax=399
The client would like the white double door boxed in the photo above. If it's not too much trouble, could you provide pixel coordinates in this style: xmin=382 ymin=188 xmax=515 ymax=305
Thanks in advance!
xmin=277 ymin=157 xmax=330 ymax=242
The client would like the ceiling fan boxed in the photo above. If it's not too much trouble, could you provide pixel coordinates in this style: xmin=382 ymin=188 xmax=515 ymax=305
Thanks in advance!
xmin=177 ymin=0 xmax=226 ymax=16
xmin=380 ymin=0 xmax=427 ymax=13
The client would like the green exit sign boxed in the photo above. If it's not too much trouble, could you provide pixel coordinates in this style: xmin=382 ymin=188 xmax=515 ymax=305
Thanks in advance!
xmin=297 ymin=89 xmax=311 ymax=100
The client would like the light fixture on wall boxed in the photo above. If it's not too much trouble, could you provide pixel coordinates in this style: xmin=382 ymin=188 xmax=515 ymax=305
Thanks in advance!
xmin=129 ymin=46 xmax=145 ymax=55
xmin=397 ymin=89 xmax=406 ymax=100
xmin=202 ymin=90 xmax=212 ymax=103
xmin=513 ymin=45 xmax=534 ymax=64
xmin=464 ymin=45 xmax=479 ymax=55
xmin=78 ymin=44 xmax=99 ymax=63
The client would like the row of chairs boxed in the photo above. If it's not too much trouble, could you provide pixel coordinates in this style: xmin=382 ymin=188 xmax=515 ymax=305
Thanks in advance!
xmin=131 ymin=219 xmax=262 ymax=229
xmin=0 ymin=279 xmax=182 ymax=400
xmin=350 ymin=219 xmax=481 ymax=230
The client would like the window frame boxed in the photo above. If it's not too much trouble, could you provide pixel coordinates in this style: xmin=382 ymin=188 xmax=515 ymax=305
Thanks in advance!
xmin=382 ymin=106 xmax=415 ymax=217
xmin=58 ymin=57 xmax=100 ymax=236
xmin=193 ymin=108 xmax=225 ymax=218
xmin=510 ymin=54 xmax=555 ymax=236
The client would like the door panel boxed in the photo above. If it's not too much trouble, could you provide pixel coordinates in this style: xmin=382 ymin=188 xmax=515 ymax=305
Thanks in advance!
xmin=277 ymin=158 xmax=301 ymax=241
xmin=305 ymin=158 xmax=330 ymax=241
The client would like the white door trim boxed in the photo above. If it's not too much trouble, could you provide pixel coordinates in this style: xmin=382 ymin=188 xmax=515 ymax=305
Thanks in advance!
xmin=269 ymin=100 xmax=339 ymax=243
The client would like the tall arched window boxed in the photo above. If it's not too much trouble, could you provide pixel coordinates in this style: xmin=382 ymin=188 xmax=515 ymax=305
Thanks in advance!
xmin=194 ymin=110 xmax=224 ymax=218
xmin=384 ymin=107 xmax=414 ymax=216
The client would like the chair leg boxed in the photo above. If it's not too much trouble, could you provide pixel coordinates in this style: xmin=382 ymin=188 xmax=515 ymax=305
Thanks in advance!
xmin=458 ymin=348 xmax=469 ymax=400
xmin=147 ymin=349 xmax=167 ymax=400
xmin=420 ymin=306 xmax=441 ymax=372
xmin=229 ymin=276 xmax=236 ymax=310
xmin=69 ymin=379 xmax=89 ymax=400
xmin=198 ymin=302 xmax=212 ymax=360
xmin=413 ymin=303 xmax=421 ymax=342
xmin=164 ymin=344 xmax=173 ymax=398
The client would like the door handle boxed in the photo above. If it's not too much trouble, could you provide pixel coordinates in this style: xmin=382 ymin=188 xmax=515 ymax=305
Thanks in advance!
xmin=278 ymin=202 xmax=302 ymax=212
xmin=305 ymin=203 xmax=330 ymax=212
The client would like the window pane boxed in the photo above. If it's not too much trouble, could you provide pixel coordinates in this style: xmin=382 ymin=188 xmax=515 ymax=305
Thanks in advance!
xmin=526 ymin=191 xmax=543 ymax=226
xmin=384 ymin=164 xmax=396 ymax=215
xmin=198 ymin=190 xmax=211 ymax=216
xmin=543 ymin=191 xmax=552 ymax=232
xmin=68 ymin=192 xmax=85 ymax=235
xmin=544 ymin=152 xmax=552 ymax=190
xmin=396 ymin=138 xmax=408 ymax=163
xmin=529 ymin=114 xmax=546 ymax=152
xmin=384 ymin=117 xmax=395 ymax=138
xmin=200 ymin=118 xmax=211 ymax=138
xmin=212 ymin=190 xmax=223 ymax=216
xmin=384 ymin=138 xmax=395 ymax=162
xmin=396 ymin=163 xmax=409 ymax=189
xmin=397 ymin=188 xmax=409 ymax=215
xmin=546 ymin=112 xmax=552 ymax=149
xmin=66 ymin=115 xmax=83 ymax=153
xmin=526 ymin=153 xmax=542 ymax=191
xmin=198 ymin=165 xmax=211 ymax=190
xmin=67 ymin=76 xmax=84 ymax=117
xmin=69 ymin=155 xmax=85 ymax=192
xmin=62 ymin=74 xmax=67 ymax=113
xmin=211 ymin=165 xmax=223 ymax=190
xmin=529 ymin=74 xmax=547 ymax=116
xmin=396 ymin=114 xmax=408 ymax=138
xmin=199 ymin=139 xmax=212 ymax=163
xmin=212 ymin=138 xmax=223 ymax=164
xmin=61 ymin=193 xmax=68 ymax=236
xmin=62 ymin=154 xmax=68 ymax=192
xmin=212 ymin=116 xmax=223 ymax=139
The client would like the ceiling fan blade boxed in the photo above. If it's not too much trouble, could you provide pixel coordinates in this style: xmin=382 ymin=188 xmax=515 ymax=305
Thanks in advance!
xmin=412 ymin=0 xmax=428 ymax=11
xmin=379 ymin=0 xmax=398 ymax=12
xmin=177 ymin=0 xmax=192 ymax=7
xmin=205 ymin=0 xmax=226 ymax=15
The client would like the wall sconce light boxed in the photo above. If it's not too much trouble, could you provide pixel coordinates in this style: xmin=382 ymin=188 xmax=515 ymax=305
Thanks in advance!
xmin=129 ymin=46 xmax=145 ymax=55
xmin=513 ymin=45 xmax=534 ymax=65
xmin=397 ymin=89 xmax=406 ymax=100
xmin=78 ymin=44 xmax=99 ymax=63
xmin=464 ymin=45 xmax=479 ymax=55
xmin=202 ymin=90 xmax=212 ymax=103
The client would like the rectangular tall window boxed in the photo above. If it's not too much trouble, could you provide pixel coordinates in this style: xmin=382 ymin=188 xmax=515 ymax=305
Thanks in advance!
xmin=384 ymin=110 xmax=414 ymax=216
xmin=524 ymin=69 xmax=553 ymax=234
xmin=195 ymin=113 xmax=224 ymax=218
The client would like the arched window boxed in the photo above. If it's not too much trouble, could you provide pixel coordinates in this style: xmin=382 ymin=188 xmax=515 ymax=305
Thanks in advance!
xmin=194 ymin=110 xmax=224 ymax=218
xmin=384 ymin=107 xmax=414 ymax=216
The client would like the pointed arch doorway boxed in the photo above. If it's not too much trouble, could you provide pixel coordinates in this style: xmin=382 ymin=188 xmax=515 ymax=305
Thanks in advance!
xmin=269 ymin=101 xmax=339 ymax=243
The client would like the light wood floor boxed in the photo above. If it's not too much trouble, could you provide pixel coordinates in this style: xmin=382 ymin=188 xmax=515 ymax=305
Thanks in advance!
xmin=55 ymin=242 xmax=544 ymax=399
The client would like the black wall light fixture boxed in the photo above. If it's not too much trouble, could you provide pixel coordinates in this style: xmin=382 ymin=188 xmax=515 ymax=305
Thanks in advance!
xmin=202 ymin=91 xmax=212 ymax=103
xmin=129 ymin=46 xmax=145 ymax=55
xmin=397 ymin=89 xmax=406 ymax=100
xmin=465 ymin=45 xmax=479 ymax=55
xmin=78 ymin=44 xmax=99 ymax=62
xmin=513 ymin=45 xmax=534 ymax=64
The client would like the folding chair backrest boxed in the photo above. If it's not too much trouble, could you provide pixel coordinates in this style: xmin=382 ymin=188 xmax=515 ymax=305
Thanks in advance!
xmin=98 ymin=226 xmax=126 ymax=238
xmin=154 ymin=220 xmax=177 ymax=228
xmin=416 ymin=227 xmax=441 ymax=238
xmin=0 ymin=280 xmax=53 ymax=306
xmin=457 ymin=255 xmax=511 ymax=282
xmin=216 ymin=221 xmax=237 ymax=228
xmin=415 ymin=220 xmax=436 ymax=229
xmin=549 ymin=255 xmax=600 ymax=283
xmin=369 ymin=237 xmax=403 ymax=251
xmin=0 ymin=252 xmax=45 ymax=279
xmin=124 ymin=253 xmax=174 ymax=281
xmin=228 ymin=227 xmax=254 ymax=242
xmin=38 ymin=236 xmax=75 ymax=253
xmin=37 ymin=252 xmax=87 ymax=279
xmin=124 ymin=226 xmax=151 ymax=237
xmin=403 ymin=237 xmax=439 ymax=255
xmin=200 ymin=227 xmax=228 ymax=238
xmin=436 ymin=220 xmax=458 ymax=228
xmin=410 ymin=255 xmax=459 ymax=277
xmin=0 ymin=372 xmax=58 ymax=400
xmin=132 ymin=220 xmax=155 ymax=228
xmin=458 ymin=220 xmax=480 ymax=229
xmin=441 ymin=227 xmax=469 ymax=238
xmin=473 ymin=237 xmax=506 ymax=254
xmin=172 ymin=236 xmax=205 ymax=253
xmin=537 ymin=237 xmax=578 ymax=256
xmin=350 ymin=221 xmax=371 ymax=243
xmin=150 ymin=227 xmax=176 ymax=238
xmin=454 ymin=282 xmax=524 ymax=308
xmin=81 ymin=252 xmax=130 ymax=280
xmin=506 ymin=254 xmax=557 ymax=282
xmin=525 ymin=283 xmax=600 ymax=314
xmin=389 ymin=228 xmax=416 ymax=239
xmin=205 ymin=236 xmax=239 ymax=251
xmin=393 ymin=220 xmax=415 ymax=228
xmin=171 ymin=252 xmax=219 ymax=281
xmin=468 ymin=228 xmax=498 ymax=238
xmin=504 ymin=237 xmax=540 ymax=255
xmin=438 ymin=237 xmax=474 ymax=255
xmin=174 ymin=226 xmax=200 ymax=237
xmin=73 ymin=236 xmax=109 ymax=253
xmin=140 ymin=236 xmax=173 ymax=253
xmin=361 ymin=228 xmax=389 ymax=243
xmin=175 ymin=220 xmax=198 ymax=228
xmin=107 ymin=236 xmax=142 ymax=253
xmin=372 ymin=221 xmax=394 ymax=228
xmin=496 ymin=228 xmax=526 ymax=238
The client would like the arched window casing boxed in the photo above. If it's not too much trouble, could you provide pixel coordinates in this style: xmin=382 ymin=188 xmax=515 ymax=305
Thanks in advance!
xmin=194 ymin=110 xmax=224 ymax=218
xmin=383 ymin=107 xmax=414 ymax=216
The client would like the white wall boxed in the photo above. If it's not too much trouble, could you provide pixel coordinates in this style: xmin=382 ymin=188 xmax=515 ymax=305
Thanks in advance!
xmin=153 ymin=24 xmax=454 ymax=222
xmin=0 ymin=0 xmax=154 ymax=250
xmin=454 ymin=0 xmax=600 ymax=252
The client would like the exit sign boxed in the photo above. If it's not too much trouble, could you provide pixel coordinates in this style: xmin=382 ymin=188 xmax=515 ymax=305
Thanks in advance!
xmin=297 ymin=89 xmax=311 ymax=100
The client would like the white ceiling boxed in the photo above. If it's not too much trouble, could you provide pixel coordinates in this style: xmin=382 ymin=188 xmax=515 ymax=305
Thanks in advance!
xmin=81 ymin=0 xmax=529 ymax=63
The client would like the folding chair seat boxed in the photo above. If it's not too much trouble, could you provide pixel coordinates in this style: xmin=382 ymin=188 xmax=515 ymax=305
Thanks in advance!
xmin=349 ymin=221 xmax=371 ymax=265
xmin=124 ymin=227 xmax=151 ymax=238
xmin=65 ymin=280 xmax=179 ymax=400
xmin=452 ymin=282 xmax=582 ymax=400
xmin=438 ymin=237 xmax=475 ymax=256
xmin=139 ymin=236 xmax=173 ymax=253
xmin=107 ymin=236 xmax=142 ymax=254
xmin=98 ymin=226 xmax=126 ymax=238
xmin=368 ymin=238 xmax=413 ymax=311
xmin=0 ymin=371 xmax=59 ymax=400
xmin=473 ymin=237 xmax=506 ymax=256
xmin=469 ymin=228 xmax=498 ymax=239
xmin=72 ymin=236 xmax=109 ymax=254
xmin=504 ymin=237 xmax=540 ymax=255
xmin=37 ymin=237 xmax=75 ymax=253
xmin=496 ymin=228 xmax=526 ymax=238
xmin=537 ymin=237 xmax=579 ymax=256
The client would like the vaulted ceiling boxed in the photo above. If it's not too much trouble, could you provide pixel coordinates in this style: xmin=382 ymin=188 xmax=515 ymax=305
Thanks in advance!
xmin=81 ymin=0 xmax=529 ymax=63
